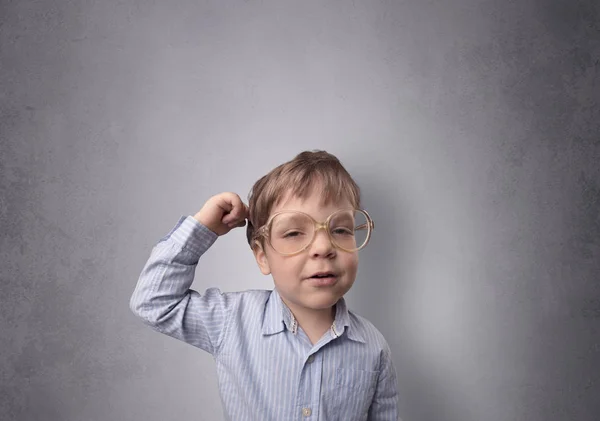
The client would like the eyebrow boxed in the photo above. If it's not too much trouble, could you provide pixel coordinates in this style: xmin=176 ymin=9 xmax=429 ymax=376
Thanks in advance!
xmin=275 ymin=209 xmax=354 ymax=222
xmin=272 ymin=213 xmax=309 ymax=226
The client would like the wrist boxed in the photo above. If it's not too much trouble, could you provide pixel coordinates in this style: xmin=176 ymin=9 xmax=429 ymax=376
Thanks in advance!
xmin=193 ymin=211 xmax=219 ymax=235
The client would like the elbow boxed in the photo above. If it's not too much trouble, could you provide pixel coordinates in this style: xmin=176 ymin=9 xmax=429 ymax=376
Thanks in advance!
xmin=129 ymin=294 xmax=148 ymax=322
xmin=129 ymin=294 xmax=158 ymax=325
xmin=129 ymin=294 xmax=141 ymax=317
xmin=129 ymin=293 xmax=176 ymax=328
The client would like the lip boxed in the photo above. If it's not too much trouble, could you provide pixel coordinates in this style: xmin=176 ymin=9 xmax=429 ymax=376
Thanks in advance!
xmin=306 ymin=272 xmax=339 ymax=287
xmin=307 ymin=276 xmax=338 ymax=287
xmin=309 ymin=271 xmax=337 ymax=278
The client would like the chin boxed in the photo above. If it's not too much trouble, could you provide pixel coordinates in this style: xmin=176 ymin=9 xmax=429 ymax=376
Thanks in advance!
xmin=303 ymin=291 xmax=344 ymax=310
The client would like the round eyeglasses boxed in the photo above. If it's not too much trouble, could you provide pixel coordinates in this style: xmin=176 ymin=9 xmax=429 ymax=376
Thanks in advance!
xmin=254 ymin=209 xmax=374 ymax=256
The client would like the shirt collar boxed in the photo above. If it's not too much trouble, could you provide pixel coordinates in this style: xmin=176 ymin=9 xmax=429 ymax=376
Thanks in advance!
xmin=261 ymin=289 xmax=285 ymax=335
xmin=332 ymin=296 xmax=366 ymax=343
xmin=262 ymin=289 xmax=366 ymax=343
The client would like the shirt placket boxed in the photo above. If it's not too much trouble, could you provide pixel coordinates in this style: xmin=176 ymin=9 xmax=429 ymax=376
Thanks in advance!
xmin=283 ymin=301 xmax=347 ymax=420
xmin=297 ymin=349 xmax=323 ymax=420
xmin=294 ymin=324 xmax=345 ymax=420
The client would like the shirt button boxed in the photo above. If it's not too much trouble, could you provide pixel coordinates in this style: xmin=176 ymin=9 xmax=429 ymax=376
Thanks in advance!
xmin=302 ymin=407 xmax=312 ymax=417
xmin=307 ymin=355 xmax=315 ymax=363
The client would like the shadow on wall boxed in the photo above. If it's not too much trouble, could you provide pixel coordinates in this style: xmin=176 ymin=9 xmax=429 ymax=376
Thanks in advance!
xmin=344 ymin=156 xmax=477 ymax=421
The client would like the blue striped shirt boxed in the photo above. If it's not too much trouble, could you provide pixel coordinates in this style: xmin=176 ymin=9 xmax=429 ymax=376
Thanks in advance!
xmin=130 ymin=216 xmax=399 ymax=420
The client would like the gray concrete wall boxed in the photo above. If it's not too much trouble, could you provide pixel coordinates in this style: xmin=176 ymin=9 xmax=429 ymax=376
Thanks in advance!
xmin=1 ymin=1 xmax=599 ymax=420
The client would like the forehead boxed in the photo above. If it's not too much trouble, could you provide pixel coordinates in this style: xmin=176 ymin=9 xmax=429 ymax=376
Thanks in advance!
xmin=271 ymin=186 xmax=354 ymax=218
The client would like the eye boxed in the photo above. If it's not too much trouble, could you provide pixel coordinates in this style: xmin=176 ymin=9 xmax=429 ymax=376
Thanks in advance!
xmin=283 ymin=231 xmax=304 ymax=238
xmin=331 ymin=227 xmax=353 ymax=236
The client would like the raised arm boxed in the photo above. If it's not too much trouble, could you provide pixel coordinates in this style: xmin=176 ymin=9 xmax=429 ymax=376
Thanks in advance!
xmin=129 ymin=192 xmax=249 ymax=355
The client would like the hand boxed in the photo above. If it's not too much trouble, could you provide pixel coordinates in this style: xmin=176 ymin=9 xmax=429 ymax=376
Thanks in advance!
xmin=193 ymin=192 xmax=249 ymax=236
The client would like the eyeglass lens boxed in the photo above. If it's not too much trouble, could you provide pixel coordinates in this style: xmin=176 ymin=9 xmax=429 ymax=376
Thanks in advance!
xmin=269 ymin=210 xmax=369 ymax=254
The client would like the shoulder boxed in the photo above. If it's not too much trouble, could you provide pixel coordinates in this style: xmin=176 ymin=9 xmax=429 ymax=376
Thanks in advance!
xmin=237 ymin=289 xmax=273 ymax=306
xmin=205 ymin=287 xmax=271 ymax=300
xmin=347 ymin=310 xmax=392 ymax=353
xmin=207 ymin=288 xmax=272 ymax=312
xmin=202 ymin=287 xmax=271 ymax=295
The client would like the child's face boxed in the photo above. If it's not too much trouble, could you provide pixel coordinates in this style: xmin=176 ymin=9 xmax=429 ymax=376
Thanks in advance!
xmin=253 ymin=187 xmax=359 ymax=314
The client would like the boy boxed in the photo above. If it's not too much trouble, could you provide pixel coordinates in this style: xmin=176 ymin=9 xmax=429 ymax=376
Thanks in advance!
xmin=130 ymin=150 xmax=399 ymax=420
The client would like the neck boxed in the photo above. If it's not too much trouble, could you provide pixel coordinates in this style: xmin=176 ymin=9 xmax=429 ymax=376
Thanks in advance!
xmin=281 ymin=297 xmax=336 ymax=343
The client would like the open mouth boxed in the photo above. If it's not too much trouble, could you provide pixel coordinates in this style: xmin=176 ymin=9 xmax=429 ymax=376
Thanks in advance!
xmin=310 ymin=272 xmax=336 ymax=279
xmin=307 ymin=272 xmax=338 ymax=286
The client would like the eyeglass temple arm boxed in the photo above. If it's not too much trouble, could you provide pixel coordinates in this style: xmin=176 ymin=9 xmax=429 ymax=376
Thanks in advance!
xmin=355 ymin=221 xmax=374 ymax=231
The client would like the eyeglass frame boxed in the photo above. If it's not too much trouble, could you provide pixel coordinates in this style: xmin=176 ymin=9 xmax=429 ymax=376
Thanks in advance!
xmin=252 ymin=208 xmax=375 ymax=256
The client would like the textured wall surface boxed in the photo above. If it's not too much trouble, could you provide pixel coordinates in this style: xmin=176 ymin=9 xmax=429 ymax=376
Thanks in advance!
xmin=1 ymin=1 xmax=599 ymax=420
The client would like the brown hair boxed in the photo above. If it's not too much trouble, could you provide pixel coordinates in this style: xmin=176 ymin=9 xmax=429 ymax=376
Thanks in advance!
xmin=246 ymin=150 xmax=361 ymax=249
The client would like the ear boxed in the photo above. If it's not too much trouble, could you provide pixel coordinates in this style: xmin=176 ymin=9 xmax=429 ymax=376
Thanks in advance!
xmin=252 ymin=242 xmax=271 ymax=275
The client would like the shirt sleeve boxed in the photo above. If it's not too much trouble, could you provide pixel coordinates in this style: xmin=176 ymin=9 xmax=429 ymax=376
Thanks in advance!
xmin=129 ymin=215 xmax=237 ymax=355
xmin=368 ymin=345 xmax=400 ymax=420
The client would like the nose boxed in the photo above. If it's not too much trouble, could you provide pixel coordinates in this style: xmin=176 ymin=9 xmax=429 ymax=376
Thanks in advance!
xmin=309 ymin=228 xmax=336 ymax=257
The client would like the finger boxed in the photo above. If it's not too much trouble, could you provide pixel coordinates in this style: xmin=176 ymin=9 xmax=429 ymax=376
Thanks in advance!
xmin=218 ymin=193 xmax=242 ymax=223
xmin=226 ymin=196 xmax=246 ymax=221
xmin=231 ymin=219 xmax=246 ymax=229
xmin=215 ymin=197 xmax=234 ymax=218
xmin=232 ymin=202 xmax=248 ymax=221
xmin=226 ymin=218 xmax=246 ymax=229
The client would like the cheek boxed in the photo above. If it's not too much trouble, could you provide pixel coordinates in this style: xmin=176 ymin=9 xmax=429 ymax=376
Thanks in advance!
xmin=269 ymin=255 xmax=305 ymax=280
xmin=343 ymin=254 xmax=359 ymax=276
